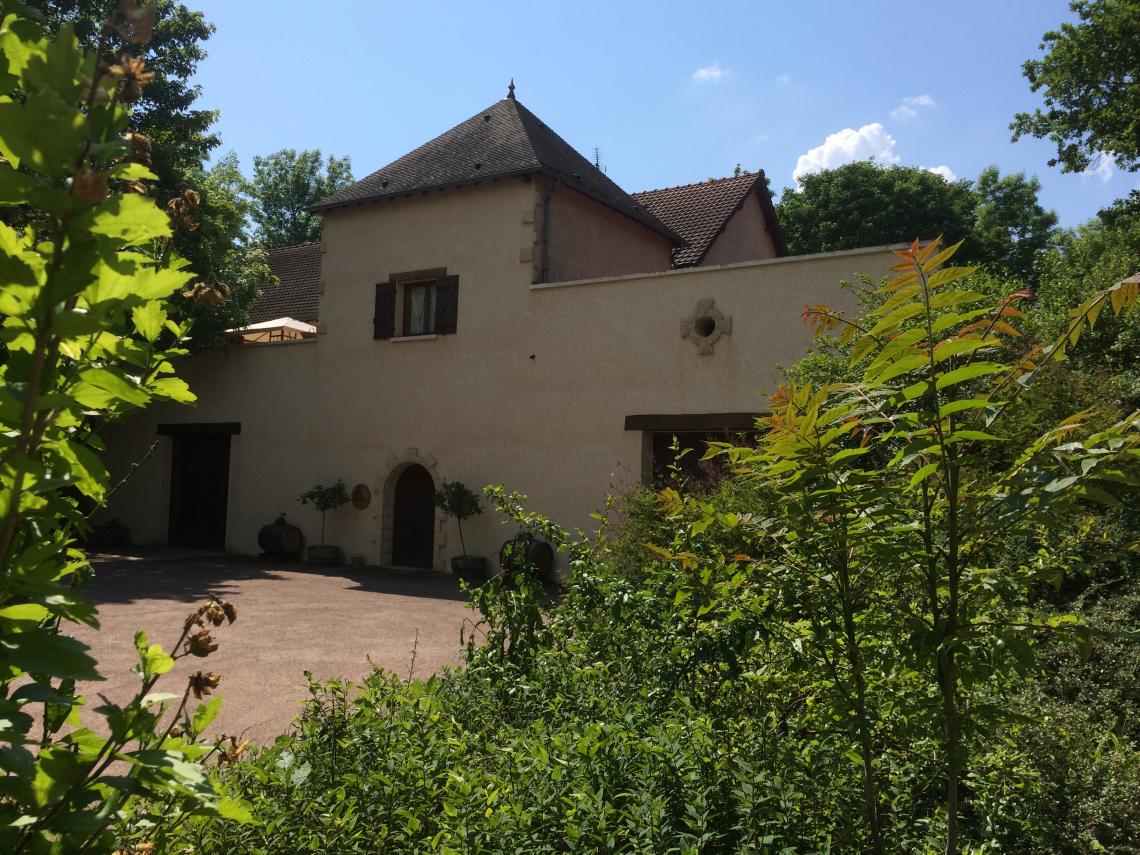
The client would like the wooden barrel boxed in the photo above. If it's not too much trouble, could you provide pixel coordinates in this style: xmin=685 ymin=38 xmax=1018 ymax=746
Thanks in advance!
xmin=527 ymin=540 xmax=555 ymax=576
xmin=258 ymin=516 xmax=303 ymax=557
xmin=257 ymin=522 xmax=279 ymax=553
xmin=278 ymin=525 xmax=303 ymax=556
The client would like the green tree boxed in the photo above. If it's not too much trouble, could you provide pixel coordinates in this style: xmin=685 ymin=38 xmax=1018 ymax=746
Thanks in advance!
xmin=777 ymin=161 xmax=975 ymax=257
xmin=0 ymin=5 xmax=248 ymax=849
xmin=36 ymin=0 xmax=265 ymax=347
xmin=172 ymin=151 xmax=270 ymax=346
xmin=35 ymin=0 xmax=219 ymax=194
xmin=777 ymin=161 xmax=1058 ymax=280
xmin=970 ymin=165 xmax=1058 ymax=281
xmin=249 ymin=148 xmax=353 ymax=247
xmin=1011 ymin=0 xmax=1140 ymax=173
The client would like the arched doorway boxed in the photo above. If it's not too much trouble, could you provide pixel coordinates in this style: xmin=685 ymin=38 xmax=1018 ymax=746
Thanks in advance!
xmin=391 ymin=464 xmax=435 ymax=568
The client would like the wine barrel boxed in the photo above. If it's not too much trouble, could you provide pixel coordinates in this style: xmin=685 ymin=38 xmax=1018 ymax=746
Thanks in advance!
xmin=258 ymin=516 xmax=303 ymax=557
xmin=278 ymin=524 xmax=303 ymax=556
xmin=527 ymin=540 xmax=554 ymax=576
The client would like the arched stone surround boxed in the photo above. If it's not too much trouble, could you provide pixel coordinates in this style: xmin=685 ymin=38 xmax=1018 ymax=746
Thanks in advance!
xmin=377 ymin=448 xmax=447 ymax=570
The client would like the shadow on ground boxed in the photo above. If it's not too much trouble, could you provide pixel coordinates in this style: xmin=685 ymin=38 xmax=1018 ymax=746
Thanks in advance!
xmin=87 ymin=551 xmax=471 ymax=606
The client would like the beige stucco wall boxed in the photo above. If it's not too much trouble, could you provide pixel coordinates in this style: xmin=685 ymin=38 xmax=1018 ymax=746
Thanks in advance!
xmin=701 ymin=192 xmax=779 ymax=267
xmin=538 ymin=180 xmax=673 ymax=283
xmin=101 ymin=178 xmax=896 ymax=574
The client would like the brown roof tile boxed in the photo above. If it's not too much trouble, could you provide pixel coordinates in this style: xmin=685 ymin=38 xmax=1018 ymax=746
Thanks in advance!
xmin=311 ymin=97 xmax=681 ymax=243
xmin=632 ymin=172 xmax=786 ymax=267
xmin=248 ymin=242 xmax=321 ymax=324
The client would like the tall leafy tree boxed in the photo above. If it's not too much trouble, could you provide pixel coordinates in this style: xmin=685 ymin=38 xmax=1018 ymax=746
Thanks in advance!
xmin=35 ymin=0 xmax=266 ymax=346
xmin=248 ymin=148 xmax=353 ymax=247
xmin=777 ymin=161 xmax=1058 ymax=280
xmin=970 ymin=165 xmax=1058 ymax=281
xmin=1011 ymin=0 xmax=1140 ymax=173
xmin=777 ymin=162 xmax=976 ymax=256
xmin=35 ymin=0 xmax=219 ymax=197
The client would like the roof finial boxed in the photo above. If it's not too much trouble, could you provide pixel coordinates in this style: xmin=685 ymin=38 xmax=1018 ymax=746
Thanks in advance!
xmin=507 ymin=78 xmax=516 ymax=100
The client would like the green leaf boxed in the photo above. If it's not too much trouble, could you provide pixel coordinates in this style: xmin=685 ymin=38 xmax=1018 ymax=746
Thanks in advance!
xmin=136 ymin=642 xmax=174 ymax=680
xmin=131 ymin=302 xmax=166 ymax=342
xmin=213 ymin=796 xmax=255 ymax=823
xmin=0 ymin=630 xmax=101 ymax=681
xmin=107 ymin=162 xmax=158 ymax=182
xmin=909 ymin=462 xmax=940 ymax=487
xmin=70 ymin=367 xmax=149 ymax=409
xmin=150 ymin=376 xmax=195 ymax=404
xmin=1043 ymin=474 xmax=1079 ymax=493
xmin=32 ymin=747 xmax=83 ymax=807
xmin=190 ymin=698 xmax=222 ymax=734
xmin=946 ymin=430 xmax=1002 ymax=444
xmin=935 ymin=362 xmax=1006 ymax=390
xmin=0 ymin=603 xmax=50 ymax=624
xmin=86 ymin=194 xmax=171 ymax=246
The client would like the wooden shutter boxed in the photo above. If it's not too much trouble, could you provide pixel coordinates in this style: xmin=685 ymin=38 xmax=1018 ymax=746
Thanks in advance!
xmin=435 ymin=274 xmax=459 ymax=334
xmin=373 ymin=282 xmax=396 ymax=339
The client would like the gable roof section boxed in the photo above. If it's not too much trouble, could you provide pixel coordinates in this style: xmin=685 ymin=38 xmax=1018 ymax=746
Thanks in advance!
xmin=248 ymin=241 xmax=322 ymax=324
xmin=632 ymin=172 xmax=788 ymax=268
xmin=311 ymin=96 xmax=681 ymax=243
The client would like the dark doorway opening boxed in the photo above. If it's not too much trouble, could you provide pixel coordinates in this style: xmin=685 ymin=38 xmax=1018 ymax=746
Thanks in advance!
xmin=392 ymin=464 xmax=435 ymax=569
xmin=168 ymin=433 xmax=231 ymax=549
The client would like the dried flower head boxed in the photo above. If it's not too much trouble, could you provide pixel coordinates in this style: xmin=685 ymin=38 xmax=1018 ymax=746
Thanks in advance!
xmin=107 ymin=0 xmax=157 ymax=45
xmin=202 ymin=599 xmax=226 ymax=626
xmin=71 ymin=169 xmax=109 ymax=204
xmin=182 ymin=280 xmax=230 ymax=306
xmin=107 ymin=54 xmax=155 ymax=103
xmin=186 ymin=630 xmax=218 ymax=657
xmin=189 ymin=670 xmax=221 ymax=699
xmin=222 ymin=601 xmax=237 ymax=624
xmin=218 ymin=735 xmax=251 ymax=764
xmin=125 ymin=131 xmax=151 ymax=157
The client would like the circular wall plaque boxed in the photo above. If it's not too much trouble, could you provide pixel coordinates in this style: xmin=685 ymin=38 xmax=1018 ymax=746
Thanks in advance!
xmin=351 ymin=483 xmax=371 ymax=510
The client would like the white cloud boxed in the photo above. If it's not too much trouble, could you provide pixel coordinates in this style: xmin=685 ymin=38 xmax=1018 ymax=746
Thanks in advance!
xmin=1081 ymin=151 xmax=1115 ymax=182
xmin=925 ymin=165 xmax=958 ymax=181
xmin=691 ymin=64 xmax=728 ymax=83
xmin=775 ymin=73 xmax=791 ymax=87
xmin=792 ymin=123 xmax=901 ymax=186
xmin=891 ymin=94 xmax=936 ymax=122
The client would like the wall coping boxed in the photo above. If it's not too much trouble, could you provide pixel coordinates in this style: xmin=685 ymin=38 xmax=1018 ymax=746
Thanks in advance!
xmin=529 ymin=244 xmax=902 ymax=292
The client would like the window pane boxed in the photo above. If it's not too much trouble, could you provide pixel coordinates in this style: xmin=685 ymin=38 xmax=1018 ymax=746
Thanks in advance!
xmin=407 ymin=283 xmax=436 ymax=335
xmin=409 ymin=286 xmax=425 ymax=334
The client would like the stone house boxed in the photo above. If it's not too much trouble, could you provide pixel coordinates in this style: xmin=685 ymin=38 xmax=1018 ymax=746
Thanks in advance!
xmin=103 ymin=88 xmax=895 ymax=571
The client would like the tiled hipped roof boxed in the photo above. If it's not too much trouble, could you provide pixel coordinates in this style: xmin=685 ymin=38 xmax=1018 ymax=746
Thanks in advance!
xmin=311 ymin=97 xmax=681 ymax=243
xmin=248 ymin=242 xmax=322 ymax=324
xmin=632 ymin=172 xmax=788 ymax=268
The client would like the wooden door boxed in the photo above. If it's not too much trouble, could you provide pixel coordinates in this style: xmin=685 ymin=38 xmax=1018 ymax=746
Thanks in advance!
xmin=168 ymin=434 xmax=231 ymax=550
xmin=391 ymin=464 xmax=435 ymax=569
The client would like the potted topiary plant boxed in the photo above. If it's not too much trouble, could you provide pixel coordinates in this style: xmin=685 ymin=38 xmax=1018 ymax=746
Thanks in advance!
xmin=297 ymin=480 xmax=350 ymax=564
xmin=433 ymin=480 xmax=486 ymax=579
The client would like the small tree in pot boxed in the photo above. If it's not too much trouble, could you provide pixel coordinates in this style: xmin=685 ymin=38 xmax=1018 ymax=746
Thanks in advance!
xmin=433 ymin=481 xmax=486 ymax=578
xmin=298 ymin=480 xmax=350 ymax=564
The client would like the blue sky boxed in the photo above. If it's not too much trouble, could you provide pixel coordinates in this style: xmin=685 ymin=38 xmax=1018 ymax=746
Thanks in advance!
xmin=189 ymin=1 xmax=1135 ymax=229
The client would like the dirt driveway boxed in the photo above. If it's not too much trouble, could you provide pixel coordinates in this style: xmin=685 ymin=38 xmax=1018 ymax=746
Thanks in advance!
xmin=71 ymin=552 xmax=472 ymax=744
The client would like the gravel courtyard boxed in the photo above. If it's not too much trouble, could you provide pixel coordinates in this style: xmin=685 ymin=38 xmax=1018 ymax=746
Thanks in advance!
xmin=72 ymin=551 xmax=473 ymax=744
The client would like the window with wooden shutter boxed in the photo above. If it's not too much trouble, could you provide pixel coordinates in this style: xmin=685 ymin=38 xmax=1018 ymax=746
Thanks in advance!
xmin=435 ymin=274 xmax=459 ymax=334
xmin=374 ymin=282 xmax=396 ymax=339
